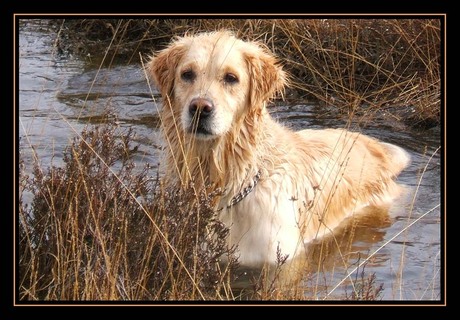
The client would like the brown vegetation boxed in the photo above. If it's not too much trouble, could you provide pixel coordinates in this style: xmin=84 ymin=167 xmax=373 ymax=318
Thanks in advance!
xmin=19 ymin=125 xmax=238 ymax=300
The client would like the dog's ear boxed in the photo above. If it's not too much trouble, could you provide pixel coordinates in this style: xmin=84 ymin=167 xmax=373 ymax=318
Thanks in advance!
xmin=244 ymin=44 xmax=287 ymax=107
xmin=147 ymin=39 xmax=187 ymax=98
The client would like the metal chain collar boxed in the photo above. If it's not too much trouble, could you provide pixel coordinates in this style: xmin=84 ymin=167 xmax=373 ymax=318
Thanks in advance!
xmin=226 ymin=170 xmax=261 ymax=209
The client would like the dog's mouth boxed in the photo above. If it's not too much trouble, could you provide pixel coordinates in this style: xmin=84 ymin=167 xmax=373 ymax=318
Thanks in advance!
xmin=188 ymin=119 xmax=217 ymax=140
xmin=190 ymin=125 xmax=213 ymax=137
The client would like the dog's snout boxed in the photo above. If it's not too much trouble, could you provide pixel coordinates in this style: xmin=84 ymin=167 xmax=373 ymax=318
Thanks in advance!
xmin=189 ymin=98 xmax=214 ymax=118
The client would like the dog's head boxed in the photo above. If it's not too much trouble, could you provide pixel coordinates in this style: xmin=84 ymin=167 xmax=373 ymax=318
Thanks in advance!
xmin=148 ymin=31 xmax=287 ymax=140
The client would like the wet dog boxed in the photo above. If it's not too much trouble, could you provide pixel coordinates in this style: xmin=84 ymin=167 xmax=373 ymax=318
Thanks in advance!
xmin=147 ymin=31 xmax=410 ymax=267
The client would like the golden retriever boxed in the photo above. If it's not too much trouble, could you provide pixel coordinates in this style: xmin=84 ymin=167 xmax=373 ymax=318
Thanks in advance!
xmin=147 ymin=31 xmax=410 ymax=267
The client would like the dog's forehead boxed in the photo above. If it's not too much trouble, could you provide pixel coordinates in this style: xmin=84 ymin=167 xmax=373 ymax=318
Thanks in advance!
xmin=181 ymin=34 xmax=245 ymax=67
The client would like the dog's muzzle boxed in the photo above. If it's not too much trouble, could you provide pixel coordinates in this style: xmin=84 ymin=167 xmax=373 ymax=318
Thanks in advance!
xmin=188 ymin=97 xmax=215 ymax=135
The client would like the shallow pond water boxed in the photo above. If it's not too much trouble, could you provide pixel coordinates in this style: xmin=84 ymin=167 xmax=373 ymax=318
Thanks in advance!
xmin=18 ymin=20 xmax=442 ymax=301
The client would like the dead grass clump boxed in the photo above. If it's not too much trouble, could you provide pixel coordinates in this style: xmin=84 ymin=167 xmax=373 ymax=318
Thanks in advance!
xmin=274 ymin=19 xmax=440 ymax=128
xmin=19 ymin=124 xmax=237 ymax=300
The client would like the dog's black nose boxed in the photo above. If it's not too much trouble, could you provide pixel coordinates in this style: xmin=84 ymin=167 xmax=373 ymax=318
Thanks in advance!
xmin=189 ymin=98 xmax=214 ymax=118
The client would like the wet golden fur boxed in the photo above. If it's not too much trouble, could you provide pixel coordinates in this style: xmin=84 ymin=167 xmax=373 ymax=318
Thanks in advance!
xmin=148 ymin=31 xmax=410 ymax=267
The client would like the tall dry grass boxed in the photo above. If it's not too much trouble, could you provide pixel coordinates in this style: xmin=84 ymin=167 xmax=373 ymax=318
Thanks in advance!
xmin=19 ymin=125 xmax=238 ymax=300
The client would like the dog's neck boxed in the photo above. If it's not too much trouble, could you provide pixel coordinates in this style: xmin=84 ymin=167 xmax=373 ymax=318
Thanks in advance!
xmin=162 ymin=108 xmax=266 ymax=196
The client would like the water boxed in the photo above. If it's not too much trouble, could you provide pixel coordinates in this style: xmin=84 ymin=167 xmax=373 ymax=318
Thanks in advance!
xmin=18 ymin=20 xmax=442 ymax=301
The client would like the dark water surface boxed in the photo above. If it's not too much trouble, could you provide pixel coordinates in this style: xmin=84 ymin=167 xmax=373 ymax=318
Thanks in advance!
xmin=18 ymin=20 xmax=442 ymax=301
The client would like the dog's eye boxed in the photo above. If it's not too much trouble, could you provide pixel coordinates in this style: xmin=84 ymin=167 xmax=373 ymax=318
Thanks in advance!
xmin=181 ymin=70 xmax=196 ymax=82
xmin=224 ymin=73 xmax=238 ymax=84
